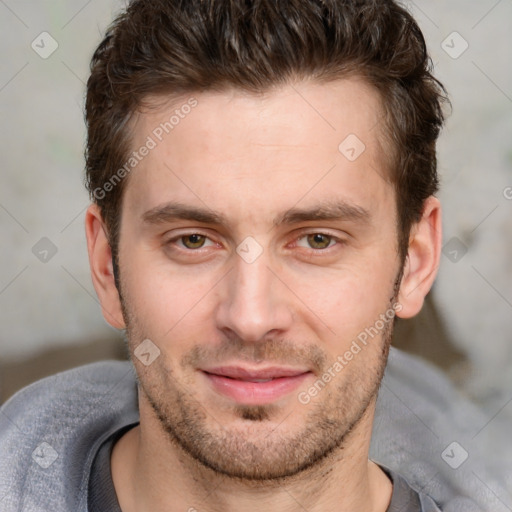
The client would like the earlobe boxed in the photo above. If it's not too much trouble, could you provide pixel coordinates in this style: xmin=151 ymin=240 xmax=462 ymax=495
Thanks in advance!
xmin=85 ymin=204 xmax=126 ymax=329
xmin=396 ymin=196 xmax=442 ymax=319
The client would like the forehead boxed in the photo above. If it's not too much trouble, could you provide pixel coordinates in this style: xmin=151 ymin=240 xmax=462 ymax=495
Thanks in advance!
xmin=135 ymin=76 xmax=386 ymax=152
xmin=123 ymin=77 xmax=393 ymax=222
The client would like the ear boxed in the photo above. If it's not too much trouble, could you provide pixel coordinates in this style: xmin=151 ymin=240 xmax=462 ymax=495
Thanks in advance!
xmin=85 ymin=204 xmax=126 ymax=329
xmin=396 ymin=196 xmax=442 ymax=319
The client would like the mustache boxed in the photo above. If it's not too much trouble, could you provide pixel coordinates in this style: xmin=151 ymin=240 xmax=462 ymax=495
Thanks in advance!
xmin=181 ymin=337 xmax=327 ymax=374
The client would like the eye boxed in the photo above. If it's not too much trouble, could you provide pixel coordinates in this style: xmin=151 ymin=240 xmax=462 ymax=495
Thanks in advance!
xmin=297 ymin=233 xmax=337 ymax=250
xmin=176 ymin=233 xmax=214 ymax=249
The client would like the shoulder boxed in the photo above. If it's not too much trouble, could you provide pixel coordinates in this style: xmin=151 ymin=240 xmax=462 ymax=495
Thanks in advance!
xmin=382 ymin=465 xmax=442 ymax=511
xmin=372 ymin=348 xmax=501 ymax=512
xmin=0 ymin=360 xmax=138 ymax=512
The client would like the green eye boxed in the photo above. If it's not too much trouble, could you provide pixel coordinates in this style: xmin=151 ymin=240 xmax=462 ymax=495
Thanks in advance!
xmin=181 ymin=234 xmax=207 ymax=249
xmin=306 ymin=233 xmax=333 ymax=249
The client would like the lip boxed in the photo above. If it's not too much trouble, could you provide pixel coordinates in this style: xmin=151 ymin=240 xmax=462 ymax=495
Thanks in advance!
xmin=201 ymin=365 xmax=312 ymax=405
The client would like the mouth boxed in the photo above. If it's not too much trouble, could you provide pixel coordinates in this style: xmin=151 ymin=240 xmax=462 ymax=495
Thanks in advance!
xmin=201 ymin=365 xmax=312 ymax=405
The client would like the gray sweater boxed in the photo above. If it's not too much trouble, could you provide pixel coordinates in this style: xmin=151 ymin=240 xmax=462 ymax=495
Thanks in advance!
xmin=0 ymin=348 xmax=506 ymax=511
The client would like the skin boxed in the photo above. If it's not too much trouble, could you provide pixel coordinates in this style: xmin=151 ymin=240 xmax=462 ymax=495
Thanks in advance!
xmin=86 ymin=77 xmax=441 ymax=512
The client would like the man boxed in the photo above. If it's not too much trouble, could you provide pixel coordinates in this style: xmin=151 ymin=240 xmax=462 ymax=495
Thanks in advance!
xmin=0 ymin=1 xmax=495 ymax=511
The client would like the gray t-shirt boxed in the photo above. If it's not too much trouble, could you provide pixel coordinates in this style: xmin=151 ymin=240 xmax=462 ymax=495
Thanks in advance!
xmin=0 ymin=352 xmax=495 ymax=511
xmin=88 ymin=426 xmax=442 ymax=511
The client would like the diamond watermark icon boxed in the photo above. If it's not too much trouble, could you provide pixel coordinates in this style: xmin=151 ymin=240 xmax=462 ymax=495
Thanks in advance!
xmin=32 ymin=237 xmax=58 ymax=263
xmin=441 ymin=32 xmax=468 ymax=59
xmin=134 ymin=338 xmax=161 ymax=366
xmin=442 ymin=237 xmax=468 ymax=263
xmin=32 ymin=442 xmax=58 ymax=469
xmin=441 ymin=441 xmax=468 ymax=469
xmin=31 ymin=32 xmax=59 ymax=59
xmin=338 ymin=134 xmax=366 ymax=162
xmin=236 ymin=236 xmax=263 ymax=264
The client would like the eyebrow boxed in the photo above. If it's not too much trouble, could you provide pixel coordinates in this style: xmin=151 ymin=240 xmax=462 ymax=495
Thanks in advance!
xmin=141 ymin=200 xmax=371 ymax=227
xmin=142 ymin=202 xmax=225 ymax=225
xmin=274 ymin=201 xmax=371 ymax=226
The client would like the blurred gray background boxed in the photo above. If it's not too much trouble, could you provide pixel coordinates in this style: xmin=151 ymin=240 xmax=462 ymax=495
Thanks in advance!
xmin=0 ymin=0 xmax=511 ymax=415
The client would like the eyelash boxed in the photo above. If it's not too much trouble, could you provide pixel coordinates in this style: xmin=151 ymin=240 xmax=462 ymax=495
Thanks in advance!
xmin=165 ymin=230 xmax=345 ymax=255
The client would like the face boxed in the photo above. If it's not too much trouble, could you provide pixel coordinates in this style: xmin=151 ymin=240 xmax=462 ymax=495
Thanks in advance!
xmin=114 ymin=78 xmax=404 ymax=480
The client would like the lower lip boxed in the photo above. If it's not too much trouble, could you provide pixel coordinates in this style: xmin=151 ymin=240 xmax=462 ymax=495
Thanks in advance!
xmin=203 ymin=372 xmax=311 ymax=405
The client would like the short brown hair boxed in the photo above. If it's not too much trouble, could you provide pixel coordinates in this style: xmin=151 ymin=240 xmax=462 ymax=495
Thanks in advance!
xmin=85 ymin=0 xmax=448 ymax=273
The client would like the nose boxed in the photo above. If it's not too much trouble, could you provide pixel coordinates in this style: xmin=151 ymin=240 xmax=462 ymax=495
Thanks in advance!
xmin=215 ymin=251 xmax=294 ymax=343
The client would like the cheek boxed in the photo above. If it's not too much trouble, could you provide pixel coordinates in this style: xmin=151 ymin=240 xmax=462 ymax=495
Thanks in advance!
xmin=288 ymin=258 xmax=397 ymax=331
xmin=121 ymin=251 xmax=221 ymax=339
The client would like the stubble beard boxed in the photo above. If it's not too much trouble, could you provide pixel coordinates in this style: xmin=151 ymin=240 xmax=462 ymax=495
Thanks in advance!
xmin=119 ymin=277 xmax=400 ymax=482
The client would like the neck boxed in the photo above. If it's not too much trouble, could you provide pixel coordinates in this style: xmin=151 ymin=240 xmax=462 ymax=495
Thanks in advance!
xmin=111 ymin=396 xmax=392 ymax=512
